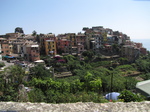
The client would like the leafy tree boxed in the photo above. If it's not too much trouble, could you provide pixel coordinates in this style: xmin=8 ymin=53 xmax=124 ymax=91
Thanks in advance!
xmin=60 ymin=81 xmax=70 ymax=93
xmin=0 ymin=65 xmax=26 ymax=101
xmin=67 ymin=60 xmax=82 ymax=71
xmin=28 ymin=88 xmax=45 ymax=102
xmin=82 ymin=51 xmax=94 ymax=59
xmin=63 ymin=55 xmax=76 ymax=62
xmin=15 ymin=27 xmax=24 ymax=33
xmin=63 ymin=55 xmax=83 ymax=71
xmin=84 ymin=72 xmax=93 ymax=92
xmin=93 ymin=67 xmax=111 ymax=76
xmin=70 ymin=79 xmax=83 ymax=93
xmin=136 ymin=59 xmax=150 ymax=73
xmin=106 ymin=71 xmax=126 ymax=92
xmin=45 ymin=89 xmax=57 ymax=103
xmin=32 ymin=30 xmax=37 ymax=36
xmin=30 ymin=64 xmax=52 ymax=79
xmin=90 ymin=77 xmax=102 ymax=94
xmin=31 ymin=78 xmax=47 ymax=91
xmin=3 ymin=65 xmax=26 ymax=84
xmin=73 ymin=69 xmax=85 ymax=76
xmin=0 ymin=86 xmax=18 ymax=101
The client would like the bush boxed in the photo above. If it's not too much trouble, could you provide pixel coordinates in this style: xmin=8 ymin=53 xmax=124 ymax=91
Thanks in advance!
xmin=118 ymin=90 xmax=145 ymax=102
xmin=28 ymin=88 xmax=45 ymax=102
xmin=0 ymin=62 xmax=5 ymax=67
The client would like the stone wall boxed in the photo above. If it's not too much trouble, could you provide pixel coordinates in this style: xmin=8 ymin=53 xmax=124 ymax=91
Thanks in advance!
xmin=0 ymin=101 xmax=150 ymax=112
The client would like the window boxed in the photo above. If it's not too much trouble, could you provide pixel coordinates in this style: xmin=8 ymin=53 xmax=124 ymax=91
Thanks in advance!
xmin=48 ymin=46 xmax=51 ymax=49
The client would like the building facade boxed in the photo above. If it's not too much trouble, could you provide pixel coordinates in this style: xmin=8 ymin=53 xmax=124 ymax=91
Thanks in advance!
xmin=26 ymin=44 xmax=40 ymax=61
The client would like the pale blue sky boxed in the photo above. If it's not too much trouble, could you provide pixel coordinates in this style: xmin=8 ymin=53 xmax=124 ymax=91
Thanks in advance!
xmin=0 ymin=0 xmax=150 ymax=39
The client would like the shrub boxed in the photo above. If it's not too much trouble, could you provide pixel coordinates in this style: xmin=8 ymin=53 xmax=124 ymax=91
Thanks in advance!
xmin=28 ymin=88 xmax=45 ymax=102
xmin=0 ymin=62 xmax=5 ymax=67
xmin=118 ymin=90 xmax=145 ymax=102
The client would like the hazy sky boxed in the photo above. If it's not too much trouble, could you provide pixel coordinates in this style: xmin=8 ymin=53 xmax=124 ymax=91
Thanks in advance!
xmin=0 ymin=0 xmax=150 ymax=39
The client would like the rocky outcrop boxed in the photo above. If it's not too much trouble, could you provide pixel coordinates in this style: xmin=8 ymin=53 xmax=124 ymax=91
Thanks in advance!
xmin=0 ymin=101 xmax=150 ymax=112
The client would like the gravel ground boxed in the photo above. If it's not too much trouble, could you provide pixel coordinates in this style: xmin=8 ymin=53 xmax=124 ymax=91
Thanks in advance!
xmin=0 ymin=101 xmax=150 ymax=112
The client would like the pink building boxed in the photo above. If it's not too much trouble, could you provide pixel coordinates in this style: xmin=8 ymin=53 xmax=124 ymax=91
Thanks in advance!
xmin=57 ymin=39 xmax=70 ymax=52
xmin=135 ymin=42 xmax=143 ymax=48
xmin=26 ymin=44 xmax=40 ymax=61
xmin=1 ymin=41 xmax=10 ymax=55
xmin=76 ymin=34 xmax=86 ymax=46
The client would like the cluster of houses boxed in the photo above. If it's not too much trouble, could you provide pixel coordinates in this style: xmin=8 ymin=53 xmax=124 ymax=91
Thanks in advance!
xmin=0 ymin=26 xmax=147 ymax=62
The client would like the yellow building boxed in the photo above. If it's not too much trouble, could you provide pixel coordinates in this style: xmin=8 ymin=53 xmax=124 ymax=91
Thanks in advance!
xmin=102 ymin=32 xmax=107 ymax=42
xmin=44 ymin=39 xmax=57 ymax=55
xmin=66 ymin=33 xmax=76 ymax=46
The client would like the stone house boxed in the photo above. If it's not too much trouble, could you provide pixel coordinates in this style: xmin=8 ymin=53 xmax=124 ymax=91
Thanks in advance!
xmin=121 ymin=45 xmax=140 ymax=62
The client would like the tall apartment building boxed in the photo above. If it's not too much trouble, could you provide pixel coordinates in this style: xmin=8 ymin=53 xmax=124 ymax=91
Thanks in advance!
xmin=1 ymin=41 xmax=10 ymax=56
xmin=39 ymin=34 xmax=56 ymax=55
xmin=26 ymin=44 xmax=40 ymax=61
xmin=57 ymin=39 xmax=70 ymax=54
xmin=44 ymin=39 xmax=57 ymax=55
xmin=76 ymin=33 xmax=86 ymax=54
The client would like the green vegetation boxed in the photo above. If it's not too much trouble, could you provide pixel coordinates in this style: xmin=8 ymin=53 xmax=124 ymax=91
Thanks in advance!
xmin=0 ymin=62 xmax=5 ymax=67
xmin=118 ymin=90 xmax=145 ymax=102
xmin=0 ymin=53 xmax=150 ymax=103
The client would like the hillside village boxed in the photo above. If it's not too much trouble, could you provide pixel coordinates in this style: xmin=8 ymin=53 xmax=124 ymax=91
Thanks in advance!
xmin=0 ymin=26 xmax=150 ymax=103
xmin=0 ymin=26 xmax=148 ymax=63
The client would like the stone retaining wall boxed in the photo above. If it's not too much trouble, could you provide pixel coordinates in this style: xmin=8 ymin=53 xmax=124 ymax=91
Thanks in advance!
xmin=0 ymin=101 xmax=150 ymax=112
